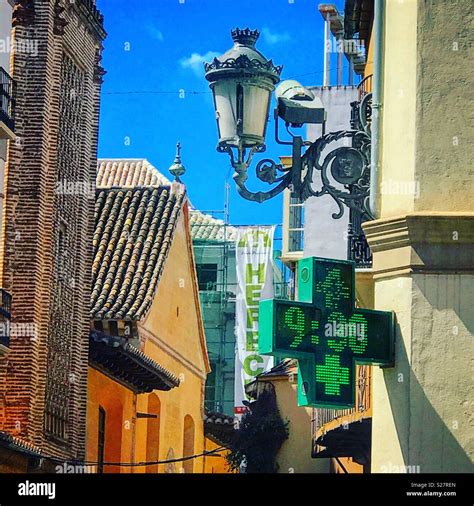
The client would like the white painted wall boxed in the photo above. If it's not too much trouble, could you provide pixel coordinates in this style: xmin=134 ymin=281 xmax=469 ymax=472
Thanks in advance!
xmin=0 ymin=0 xmax=13 ymax=73
xmin=0 ymin=0 xmax=13 ymax=270
xmin=303 ymin=86 xmax=358 ymax=260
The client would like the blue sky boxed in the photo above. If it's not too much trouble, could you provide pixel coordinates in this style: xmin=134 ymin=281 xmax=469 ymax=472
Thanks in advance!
xmin=96 ymin=0 xmax=347 ymax=226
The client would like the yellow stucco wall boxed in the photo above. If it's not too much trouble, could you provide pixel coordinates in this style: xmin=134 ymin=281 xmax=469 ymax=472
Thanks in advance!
xmin=365 ymin=0 xmax=474 ymax=472
xmin=364 ymin=29 xmax=374 ymax=79
xmin=87 ymin=368 xmax=136 ymax=473
xmin=379 ymin=0 xmax=473 ymax=218
xmin=378 ymin=0 xmax=418 ymax=217
xmin=203 ymin=437 xmax=233 ymax=474
xmin=412 ymin=1 xmax=474 ymax=213
xmin=333 ymin=457 xmax=363 ymax=474
xmin=269 ymin=376 xmax=330 ymax=474
xmin=87 ymin=203 xmax=211 ymax=473
xmin=135 ymin=207 xmax=209 ymax=473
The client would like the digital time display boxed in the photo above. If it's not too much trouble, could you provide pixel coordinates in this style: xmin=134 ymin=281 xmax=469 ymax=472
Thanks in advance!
xmin=259 ymin=257 xmax=394 ymax=409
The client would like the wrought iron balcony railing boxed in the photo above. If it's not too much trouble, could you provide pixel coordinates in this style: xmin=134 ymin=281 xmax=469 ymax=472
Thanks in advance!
xmin=0 ymin=66 xmax=15 ymax=137
xmin=347 ymin=74 xmax=373 ymax=268
xmin=311 ymin=365 xmax=372 ymax=455
xmin=357 ymin=74 xmax=373 ymax=100
xmin=0 ymin=288 xmax=12 ymax=349
xmin=347 ymin=210 xmax=373 ymax=268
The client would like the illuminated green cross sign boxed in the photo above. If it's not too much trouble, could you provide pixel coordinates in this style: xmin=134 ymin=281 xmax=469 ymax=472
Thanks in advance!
xmin=259 ymin=257 xmax=394 ymax=409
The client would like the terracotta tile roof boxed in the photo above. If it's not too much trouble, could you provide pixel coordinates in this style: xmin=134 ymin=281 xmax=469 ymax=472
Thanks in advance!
xmin=91 ymin=185 xmax=185 ymax=320
xmin=89 ymin=331 xmax=180 ymax=392
xmin=97 ymin=159 xmax=171 ymax=188
xmin=204 ymin=411 xmax=236 ymax=447
xmin=204 ymin=410 xmax=235 ymax=425
xmin=96 ymin=159 xmax=238 ymax=243
xmin=0 ymin=431 xmax=43 ymax=458
xmin=189 ymin=210 xmax=238 ymax=242
xmin=245 ymin=360 xmax=297 ymax=399
xmin=259 ymin=358 xmax=297 ymax=378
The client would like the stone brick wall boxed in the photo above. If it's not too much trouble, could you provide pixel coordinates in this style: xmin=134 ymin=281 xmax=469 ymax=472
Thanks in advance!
xmin=0 ymin=0 xmax=105 ymax=460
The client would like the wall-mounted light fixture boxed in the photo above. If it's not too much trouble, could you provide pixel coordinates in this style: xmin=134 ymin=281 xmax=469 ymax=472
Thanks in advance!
xmin=205 ymin=28 xmax=373 ymax=220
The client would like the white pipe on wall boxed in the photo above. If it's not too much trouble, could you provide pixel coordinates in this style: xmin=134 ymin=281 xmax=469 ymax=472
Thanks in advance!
xmin=369 ymin=0 xmax=384 ymax=218
xmin=323 ymin=13 xmax=331 ymax=86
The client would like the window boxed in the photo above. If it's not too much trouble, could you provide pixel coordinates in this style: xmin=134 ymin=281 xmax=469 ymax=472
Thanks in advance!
xmin=196 ymin=264 xmax=218 ymax=291
xmin=204 ymin=364 xmax=217 ymax=411
xmin=146 ymin=394 xmax=161 ymax=473
xmin=98 ymin=407 xmax=106 ymax=473
xmin=56 ymin=222 xmax=67 ymax=280
xmin=182 ymin=415 xmax=195 ymax=473
xmin=94 ymin=320 xmax=104 ymax=332
xmin=108 ymin=320 xmax=119 ymax=336
xmin=288 ymin=196 xmax=304 ymax=252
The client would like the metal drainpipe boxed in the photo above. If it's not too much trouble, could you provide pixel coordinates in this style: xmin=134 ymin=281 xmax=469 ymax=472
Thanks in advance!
xmin=369 ymin=0 xmax=385 ymax=218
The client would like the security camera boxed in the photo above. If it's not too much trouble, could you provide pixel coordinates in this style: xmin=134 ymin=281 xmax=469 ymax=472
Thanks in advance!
xmin=275 ymin=79 xmax=325 ymax=126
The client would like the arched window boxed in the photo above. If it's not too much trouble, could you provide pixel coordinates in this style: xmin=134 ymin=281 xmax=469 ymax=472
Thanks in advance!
xmin=182 ymin=415 xmax=195 ymax=473
xmin=97 ymin=406 xmax=106 ymax=474
xmin=101 ymin=400 xmax=123 ymax=473
xmin=146 ymin=394 xmax=161 ymax=473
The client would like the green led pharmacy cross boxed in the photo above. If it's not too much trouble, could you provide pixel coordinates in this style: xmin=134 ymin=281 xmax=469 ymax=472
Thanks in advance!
xmin=259 ymin=257 xmax=395 ymax=409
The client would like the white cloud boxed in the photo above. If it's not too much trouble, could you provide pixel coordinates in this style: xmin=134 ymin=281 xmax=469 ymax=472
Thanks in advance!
xmin=180 ymin=51 xmax=220 ymax=76
xmin=261 ymin=27 xmax=291 ymax=45
xmin=146 ymin=25 xmax=164 ymax=41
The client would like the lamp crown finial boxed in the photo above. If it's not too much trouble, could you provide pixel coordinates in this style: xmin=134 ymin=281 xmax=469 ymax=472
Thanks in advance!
xmin=231 ymin=27 xmax=260 ymax=47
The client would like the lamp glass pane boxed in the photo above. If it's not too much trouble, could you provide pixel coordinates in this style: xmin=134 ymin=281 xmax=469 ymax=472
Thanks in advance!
xmin=242 ymin=83 xmax=270 ymax=144
xmin=213 ymin=80 xmax=237 ymax=143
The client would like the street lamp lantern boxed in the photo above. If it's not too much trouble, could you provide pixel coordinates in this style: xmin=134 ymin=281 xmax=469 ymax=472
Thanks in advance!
xmin=204 ymin=28 xmax=282 ymax=150
xmin=204 ymin=27 xmax=374 ymax=220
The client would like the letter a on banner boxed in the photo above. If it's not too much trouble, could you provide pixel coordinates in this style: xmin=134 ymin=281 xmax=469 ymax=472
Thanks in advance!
xmin=234 ymin=226 xmax=275 ymax=416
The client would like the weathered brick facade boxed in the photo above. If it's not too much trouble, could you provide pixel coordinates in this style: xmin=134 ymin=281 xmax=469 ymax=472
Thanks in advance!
xmin=0 ymin=0 xmax=105 ymax=460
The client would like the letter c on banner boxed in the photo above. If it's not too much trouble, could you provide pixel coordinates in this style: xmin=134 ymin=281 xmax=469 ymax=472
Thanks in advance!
xmin=243 ymin=354 xmax=264 ymax=376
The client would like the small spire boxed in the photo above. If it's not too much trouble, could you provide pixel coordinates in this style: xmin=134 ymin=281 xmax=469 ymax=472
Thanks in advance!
xmin=168 ymin=141 xmax=186 ymax=183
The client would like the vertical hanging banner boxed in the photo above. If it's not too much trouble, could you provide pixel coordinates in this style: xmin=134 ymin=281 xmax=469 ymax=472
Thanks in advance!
xmin=234 ymin=226 xmax=275 ymax=416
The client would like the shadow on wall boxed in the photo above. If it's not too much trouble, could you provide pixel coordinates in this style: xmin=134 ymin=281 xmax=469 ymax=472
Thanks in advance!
xmin=383 ymin=321 xmax=472 ymax=473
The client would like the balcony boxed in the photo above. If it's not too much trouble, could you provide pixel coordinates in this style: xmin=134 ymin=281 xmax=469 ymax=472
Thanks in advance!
xmin=311 ymin=365 xmax=372 ymax=467
xmin=0 ymin=289 xmax=12 ymax=349
xmin=347 ymin=213 xmax=372 ymax=268
xmin=357 ymin=74 xmax=373 ymax=100
xmin=0 ymin=67 xmax=15 ymax=140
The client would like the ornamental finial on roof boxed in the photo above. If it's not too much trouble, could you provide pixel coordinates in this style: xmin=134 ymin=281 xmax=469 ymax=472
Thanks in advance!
xmin=168 ymin=141 xmax=186 ymax=183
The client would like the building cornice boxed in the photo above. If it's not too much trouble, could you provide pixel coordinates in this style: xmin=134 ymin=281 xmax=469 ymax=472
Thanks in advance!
xmin=138 ymin=325 xmax=208 ymax=381
xmin=363 ymin=212 xmax=474 ymax=277
xmin=72 ymin=0 xmax=106 ymax=41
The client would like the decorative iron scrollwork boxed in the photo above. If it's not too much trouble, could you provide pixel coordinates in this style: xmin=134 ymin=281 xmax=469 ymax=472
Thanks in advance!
xmin=301 ymin=127 xmax=372 ymax=220
xmin=256 ymin=158 xmax=287 ymax=184
xmin=221 ymin=94 xmax=374 ymax=219
xmin=204 ymin=55 xmax=283 ymax=76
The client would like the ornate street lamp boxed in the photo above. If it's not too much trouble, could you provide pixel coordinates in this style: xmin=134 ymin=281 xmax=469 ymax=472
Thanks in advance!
xmin=205 ymin=28 xmax=373 ymax=220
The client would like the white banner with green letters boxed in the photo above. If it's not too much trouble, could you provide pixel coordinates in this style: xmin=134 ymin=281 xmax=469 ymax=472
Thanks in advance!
xmin=234 ymin=226 xmax=275 ymax=416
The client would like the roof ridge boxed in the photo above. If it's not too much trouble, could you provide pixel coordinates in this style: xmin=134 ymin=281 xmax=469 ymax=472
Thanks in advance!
xmin=98 ymin=157 xmax=151 ymax=162
xmin=97 ymin=159 xmax=172 ymax=189
xmin=96 ymin=184 xmax=173 ymax=192
xmin=91 ymin=187 xmax=186 ymax=320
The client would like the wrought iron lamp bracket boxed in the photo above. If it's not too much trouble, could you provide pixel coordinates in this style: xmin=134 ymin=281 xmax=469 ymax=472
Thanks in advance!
xmin=218 ymin=139 xmax=295 ymax=204
xmin=220 ymin=95 xmax=373 ymax=218
xmin=301 ymin=128 xmax=373 ymax=220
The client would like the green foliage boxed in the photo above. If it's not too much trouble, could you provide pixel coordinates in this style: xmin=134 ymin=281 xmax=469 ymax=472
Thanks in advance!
xmin=226 ymin=389 xmax=289 ymax=473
